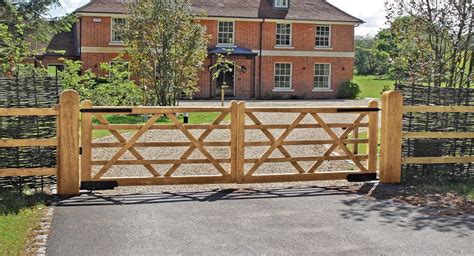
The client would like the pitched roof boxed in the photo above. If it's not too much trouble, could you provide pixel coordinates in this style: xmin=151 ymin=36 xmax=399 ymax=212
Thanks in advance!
xmin=75 ymin=0 xmax=126 ymax=14
xmin=76 ymin=0 xmax=363 ymax=23
xmin=43 ymin=31 xmax=79 ymax=57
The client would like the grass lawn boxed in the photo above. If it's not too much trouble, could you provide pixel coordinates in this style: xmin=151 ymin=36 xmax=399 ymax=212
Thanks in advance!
xmin=91 ymin=112 xmax=228 ymax=140
xmin=0 ymin=192 xmax=51 ymax=255
xmin=353 ymin=75 xmax=396 ymax=99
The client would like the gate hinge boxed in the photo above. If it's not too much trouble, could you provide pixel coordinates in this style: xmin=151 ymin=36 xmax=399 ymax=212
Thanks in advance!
xmin=79 ymin=146 xmax=82 ymax=155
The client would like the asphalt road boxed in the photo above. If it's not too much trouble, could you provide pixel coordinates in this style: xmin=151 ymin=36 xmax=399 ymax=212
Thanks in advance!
xmin=47 ymin=185 xmax=473 ymax=255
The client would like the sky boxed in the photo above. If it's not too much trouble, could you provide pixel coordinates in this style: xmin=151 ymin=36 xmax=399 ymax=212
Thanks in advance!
xmin=50 ymin=0 xmax=387 ymax=36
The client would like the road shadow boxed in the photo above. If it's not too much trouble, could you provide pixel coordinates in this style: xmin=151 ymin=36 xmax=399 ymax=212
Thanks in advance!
xmin=54 ymin=183 xmax=473 ymax=237
xmin=55 ymin=185 xmax=357 ymax=206
xmin=340 ymin=183 xmax=474 ymax=237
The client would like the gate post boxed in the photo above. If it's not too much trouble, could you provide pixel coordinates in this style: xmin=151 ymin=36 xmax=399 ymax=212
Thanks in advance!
xmin=380 ymin=91 xmax=403 ymax=184
xmin=236 ymin=101 xmax=246 ymax=183
xmin=58 ymin=90 xmax=80 ymax=196
xmin=80 ymin=100 xmax=93 ymax=181
xmin=367 ymin=100 xmax=378 ymax=172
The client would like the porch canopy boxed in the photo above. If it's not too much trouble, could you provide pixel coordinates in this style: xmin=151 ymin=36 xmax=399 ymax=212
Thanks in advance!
xmin=208 ymin=46 xmax=257 ymax=56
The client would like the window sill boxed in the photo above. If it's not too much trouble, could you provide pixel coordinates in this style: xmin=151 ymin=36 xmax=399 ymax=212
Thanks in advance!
xmin=312 ymin=89 xmax=333 ymax=92
xmin=109 ymin=42 xmax=125 ymax=46
xmin=273 ymin=89 xmax=295 ymax=92
xmin=216 ymin=44 xmax=237 ymax=48
xmin=275 ymin=46 xmax=294 ymax=49
xmin=314 ymin=47 xmax=333 ymax=50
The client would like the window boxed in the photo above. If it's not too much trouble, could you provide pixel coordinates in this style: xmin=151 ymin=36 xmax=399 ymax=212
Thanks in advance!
xmin=47 ymin=64 xmax=64 ymax=77
xmin=218 ymin=21 xmax=234 ymax=45
xmin=274 ymin=63 xmax=292 ymax=89
xmin=275 ymin=0 xmax=288 ymax=8
xmin=314 ymin=64 xmax=331 ymax=89
xmin=276 ymin=23 xmax=291 ymax=47
xmin=111 ymin=18 xmax=127 ymax=43
xmin=315 ymin=25 xmax=331 ymax=48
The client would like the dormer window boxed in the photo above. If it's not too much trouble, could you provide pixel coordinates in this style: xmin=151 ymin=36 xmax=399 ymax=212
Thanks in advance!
xmin=275 ymin=0 xmax=289 ymax=8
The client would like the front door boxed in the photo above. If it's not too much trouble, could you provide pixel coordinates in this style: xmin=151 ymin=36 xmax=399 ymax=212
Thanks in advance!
xmin=216 ymin=64 xmax=235 ymax=97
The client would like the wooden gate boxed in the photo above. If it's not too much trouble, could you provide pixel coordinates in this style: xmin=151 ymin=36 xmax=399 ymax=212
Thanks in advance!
xmin=79 ymin=100 xmax=380 ymax=187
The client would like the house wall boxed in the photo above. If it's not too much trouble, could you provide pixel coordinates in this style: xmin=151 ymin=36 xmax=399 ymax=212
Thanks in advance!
xmin=78 ymin=15 xmax=356 ymax=99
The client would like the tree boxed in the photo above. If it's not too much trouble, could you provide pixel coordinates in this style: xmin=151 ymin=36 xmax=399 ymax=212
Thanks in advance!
xmin=59 ymin=59 xmax=143 ymax=106
xmin=386 ymin=0 xmax=474 ymax=87
xmin=355 ymin=34 xmax=391 ymax=76
xmin=0 ymin=0 xmax=75 ymax=77
xmin=124 ymin=0 xmax=209 ymax=106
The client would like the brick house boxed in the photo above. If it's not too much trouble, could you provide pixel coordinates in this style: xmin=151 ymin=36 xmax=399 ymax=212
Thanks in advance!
xmin=43 ymin=0 xmax=363 ymax=99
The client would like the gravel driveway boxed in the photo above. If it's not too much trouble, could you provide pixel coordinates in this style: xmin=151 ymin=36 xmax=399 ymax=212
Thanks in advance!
xmin=91 ymin=99 xmax=376 ymax=193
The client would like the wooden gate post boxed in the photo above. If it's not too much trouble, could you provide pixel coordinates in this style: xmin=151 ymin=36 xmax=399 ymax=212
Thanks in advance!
xmin=236 ymin=101 xmax=246 ymax=183
xmin=367 ymin=100 xmax=379 ymax=172
xmin=380 ymin=91 xmax=403 ymax=183
xmin=58 ymin=90 xmax=80 ymax=196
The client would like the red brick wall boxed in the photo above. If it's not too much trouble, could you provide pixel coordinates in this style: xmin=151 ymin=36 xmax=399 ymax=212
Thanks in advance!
xmin=258 ymin=56 xmax=354 ymax=99
xmin=79 ymin=16 xmax=356 ymax=100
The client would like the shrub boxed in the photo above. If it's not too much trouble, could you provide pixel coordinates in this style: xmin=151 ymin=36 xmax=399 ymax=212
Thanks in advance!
xmin=337 ymin=80 xmax=361 ymax=99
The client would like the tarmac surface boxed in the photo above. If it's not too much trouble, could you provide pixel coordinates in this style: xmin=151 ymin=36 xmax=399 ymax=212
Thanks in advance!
xmin=46 ymin=184 xmax=473 ymax=255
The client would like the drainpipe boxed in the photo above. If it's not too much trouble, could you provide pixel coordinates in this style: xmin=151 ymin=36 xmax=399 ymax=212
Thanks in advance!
xmin=258 ymin=18 xmax=265 ymax=99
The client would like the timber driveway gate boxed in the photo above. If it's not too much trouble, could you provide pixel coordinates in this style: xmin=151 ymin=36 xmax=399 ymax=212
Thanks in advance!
xmin=78 ymin=100 xmax=380 ymax=188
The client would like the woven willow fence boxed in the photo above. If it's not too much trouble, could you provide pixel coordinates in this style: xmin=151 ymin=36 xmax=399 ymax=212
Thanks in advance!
xmin=0 ymin=76 xmax=60 ymax=191
xmin=396 ymin=84 xmax=473 ymax=181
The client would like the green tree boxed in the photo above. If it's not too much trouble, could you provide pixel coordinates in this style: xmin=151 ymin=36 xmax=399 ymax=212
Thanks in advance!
xmin=124 ymin=0 xmax=209 ymax=106
xmin=386 ymin=0 xmax=474 ymax=87
xmin=0 ymin=0 xmax=75 ymax=77
xmin=59 ymin=59 xmax=143 ymax=106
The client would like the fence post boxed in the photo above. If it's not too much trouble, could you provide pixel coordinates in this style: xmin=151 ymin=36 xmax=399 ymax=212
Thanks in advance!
xmin=236 ymin=101 xmax=246 ymax=183
xmin=80 ymin=100 xmax=93 ymax=181
xmin=380 ymin=91 xmax=403 ymax=183
xmin=58 ymin=90 xmax=80 ymax=196
xmin=367 ymin=100 xmax=378 ymax=172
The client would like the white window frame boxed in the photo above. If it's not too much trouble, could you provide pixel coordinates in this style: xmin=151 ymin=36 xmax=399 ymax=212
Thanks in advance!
xmin=111 ymin=18 xmax=126 ymax=44
xmin=217 ymin=21 xmax=235 ymax=46
xmin=275 ymin=23 xmax=292 ymax=47
xmin=273 ymin=62 xmax=293 ymax=91
xmin=313 ymin=63 xmax=332 ymax=91
xmin=109 ymin=61 xmax=129 ymax=77
xmin=275 ymin=0 xmax=289 ymax=8
xmin=315 ymin=25 xmax=331 ymax=48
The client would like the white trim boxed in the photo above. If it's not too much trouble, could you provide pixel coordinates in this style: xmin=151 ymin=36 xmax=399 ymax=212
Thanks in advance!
xmin=275 ymin=23 xmax=292 ymax=48
xmin=76 ymin=13 xmax=361 ymax=25
xmin=315 ymin=24 xmax=331 ymax=48
xmin=109 ymin=42 xmax=125 ymax=46
xmin=252 ymin=50 xmax=355 ymax=58
xmin=274 ymin=62 xmax=293 ymax=90
xmin=275 ymin=0 xmax=289 ymax=8
xmin=312 ymin=89 xmax=334 ymax=92
xmin=81 ymin=47 xmax=126 ymax=53
xmin=273 ymin=89 xmax=295 ymax=92
xmin=217 ymin=20 xmax=235 ymax=46
xmin=313 ymin=63 xmax=332 ymax=90
xmin=110 ymin=17 xmax=126 ymax=44
xmin=76 ymin=12 xmax=128 ymax=18
xmin=265 ymin=19 xmax=359 ymax=25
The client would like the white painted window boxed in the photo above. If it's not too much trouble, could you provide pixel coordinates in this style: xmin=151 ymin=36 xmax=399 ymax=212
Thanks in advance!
xmin=274 ymin=63 xmax=292 ymax=89
xmin=315 ymin=25 xmax=331 ymax=48
xmin=314 ymin=64 xmax=331 ymax=89
xmin=111 ymin=18 xmax=127 ymax=43
xmin=276 ymin=23 xmax=291 ymax=47
xmin=218 ymin=21 xmax=234 ymax=45
xmin=275 ymin=0 xmax=289 ymax=8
